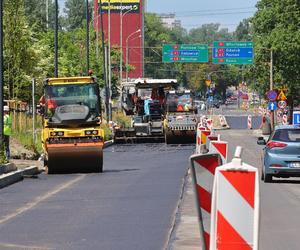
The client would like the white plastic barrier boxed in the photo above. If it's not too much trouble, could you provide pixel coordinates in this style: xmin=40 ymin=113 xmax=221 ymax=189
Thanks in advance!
xmin=190 ymin=153 xmax=223 ymax=250
xmin=248 ymin=115 xmax=252 ymax=129
xmin=209 ymin=140 xmax=228 ymax=164
xmin=210 ymin=146 xmax=260 ymax=250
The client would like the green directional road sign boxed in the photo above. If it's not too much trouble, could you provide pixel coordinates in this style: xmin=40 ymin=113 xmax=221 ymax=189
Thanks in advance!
xmin=162 ymin=44 xmax=208 ymax=63
xmin=212 ymin=41 xmax=254 ymax=65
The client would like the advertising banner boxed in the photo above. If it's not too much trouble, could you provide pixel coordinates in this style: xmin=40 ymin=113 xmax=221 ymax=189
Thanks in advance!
xmin=99 ymin=0 xmax=140 ymax=13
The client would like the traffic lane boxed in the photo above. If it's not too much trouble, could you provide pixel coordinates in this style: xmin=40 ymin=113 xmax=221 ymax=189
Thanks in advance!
xmin=219 ymin=130 xmax=300 ymax=250
xmin=0 ymin=143 xmax=194 ymax=250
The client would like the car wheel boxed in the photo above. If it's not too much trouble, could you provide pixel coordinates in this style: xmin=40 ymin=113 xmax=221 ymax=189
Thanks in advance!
xmin=264 ymin=173 xmax=272 ymax=183
xmin=261 ymin=168 xmax=264 ymax=181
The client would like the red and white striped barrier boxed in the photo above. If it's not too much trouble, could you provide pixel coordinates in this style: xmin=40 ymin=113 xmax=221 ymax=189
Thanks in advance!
xmin=206 ymin=119 xmax=213 ymax=131
xmin=196 ymin=123 xmax=208 ymax=154
xmin=282 ymin=114 xmax=288 ymax=125
xmin=209 ymin=140 xmax=228 ymax=164
xmin=219 ymin=115 xmax=227 ymax=127
xmin=190 ymin=153 xmax=222 ymax=250
xmin=206 ymin=134 xmax=220 ymax=152
xmin=247 ymin=115 xmax=252 ymax=129
xmin=210 ymin=146 xmax=260 ymax=250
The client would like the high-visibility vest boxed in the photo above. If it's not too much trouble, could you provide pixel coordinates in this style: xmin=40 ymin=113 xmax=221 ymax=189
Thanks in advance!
xmin=4 ymin=114 xmax=12 ymax=136
xmin=47 ymin=99 xmax=57 ymax=109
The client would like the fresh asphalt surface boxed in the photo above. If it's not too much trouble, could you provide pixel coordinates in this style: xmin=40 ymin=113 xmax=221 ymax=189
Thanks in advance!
xmin=1 ymin=120 xmax=300 ymax=249
xmin=0 ymin=143 xmax=194 ymax=250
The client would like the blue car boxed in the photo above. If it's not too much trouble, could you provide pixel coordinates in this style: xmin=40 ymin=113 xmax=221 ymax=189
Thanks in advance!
xmin=257 ymin=124 xmax=300 ymax=183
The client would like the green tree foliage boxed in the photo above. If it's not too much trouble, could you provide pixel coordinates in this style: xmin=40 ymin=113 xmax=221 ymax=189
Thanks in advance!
xmin=252 ymin=0 xmax=300 ymax=106
xmin=234 ymin=18 xmax=252 ymax=41
xmin=63 ymin=0 xmax=93 ymax=31
xmin=4 ymin=0 xmax=39 ymax=101
xmin=24 ymin=0 xmax=57 ymax=32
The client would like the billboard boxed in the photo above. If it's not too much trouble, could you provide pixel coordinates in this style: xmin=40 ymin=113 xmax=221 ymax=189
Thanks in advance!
xmin=94 ymin=0 xmax=143 ymax=79
xmin=100 ymin=0 xmax=140 ymax=13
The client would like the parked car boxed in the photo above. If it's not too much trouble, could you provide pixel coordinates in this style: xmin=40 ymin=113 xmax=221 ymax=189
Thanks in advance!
xmin=257 ymin=125 xmax=300 ymax=182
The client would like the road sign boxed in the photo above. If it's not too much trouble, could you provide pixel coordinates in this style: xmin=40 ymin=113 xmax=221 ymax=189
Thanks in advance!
xmin=162 ymin=44 xmax=208 ymax=63
xmin=205 ymin=79 xmax=211 ymax=86
xmin=268 ymin=101 xmax=277 ymax=111
xmin=278 ymin=100 xmax=287 ymax=109
xmin=212 ymin=41 xmax=253 ymax=65
xmin=277 ymin=90 xmax=287 ymax=101
xmin=293 ymin=111 xmax=300 ymax=125
xmin=266 ymin=90 xmax=277 ymax=101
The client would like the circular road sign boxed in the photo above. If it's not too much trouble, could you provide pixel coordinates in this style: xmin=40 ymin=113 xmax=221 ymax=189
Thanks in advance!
xmin=267 ymin=90 xmax=277 ymax=101
xmin=278 ymin=100 xmax=287 ymax=109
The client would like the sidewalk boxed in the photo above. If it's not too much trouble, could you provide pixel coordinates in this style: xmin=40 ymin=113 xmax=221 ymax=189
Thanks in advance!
xmin=169 ymin=169 xmax=202 ymax=250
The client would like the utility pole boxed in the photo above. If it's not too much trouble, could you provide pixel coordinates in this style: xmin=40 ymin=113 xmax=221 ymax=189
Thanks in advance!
xmin=270 ymin=49 xmax=274 ymax=131
xmin=0 ymin=0 xmax=4 ymax=143
xmin=108 ymin=0 xmax=112 ymax=121
xmin=46 ymin=0 xmax=49 ymax=30
xmin=54 ymin=0 xmax=58 ymax=77
xmin=86 ymin=0 xmax=90 ymax=74
xmin=141 ymin=0 xmax=145 ymax=77
xmin=120 ymin=0 xmax=123 ymax=83
xmin=98 ymin=0 xmax=109 ymax=122
xmin=32 ymin=79 xmax=36 ymax=144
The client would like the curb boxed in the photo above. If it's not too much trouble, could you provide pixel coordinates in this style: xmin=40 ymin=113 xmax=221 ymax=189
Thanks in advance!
xmin=0 ymin=166 xmax=39 ymax=189
xmin=0 ymin=163 xmax=17 ymax=175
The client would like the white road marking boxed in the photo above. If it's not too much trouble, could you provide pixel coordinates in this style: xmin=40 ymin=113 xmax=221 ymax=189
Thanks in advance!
xmin=0 ymin=174 xmax=86 ymax=225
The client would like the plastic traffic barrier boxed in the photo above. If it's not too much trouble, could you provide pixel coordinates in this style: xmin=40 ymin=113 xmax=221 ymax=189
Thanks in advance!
xmin=209 ymin=140 xmax=228 ymax=164
xmin=248 ymin=115 xmax=252 ymax=129
xmin=210 ymin=146 xmax=260 ymax=250
xmin=196 ymin=123 xmax=208 ymax=154
xmin=206 ymin=134 xmax=220 ymax=152
xmin=190 ymin=153 xmax=223 ymax=250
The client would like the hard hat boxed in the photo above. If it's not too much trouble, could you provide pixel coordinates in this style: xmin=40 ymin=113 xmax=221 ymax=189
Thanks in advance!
xmin=3 ymin=106 xmax=9 ymax=112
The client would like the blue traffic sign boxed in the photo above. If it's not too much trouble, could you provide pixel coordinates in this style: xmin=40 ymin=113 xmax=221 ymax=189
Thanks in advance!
xmin=293 ymin=111 xmax=300 ymax=125
xmin=266 ymin=90 xmax=277 ymax=101
xmin=212 ymin=48 xmax=253 ymax=59
xmin=268 ymin=102 xmax=277 ymax=111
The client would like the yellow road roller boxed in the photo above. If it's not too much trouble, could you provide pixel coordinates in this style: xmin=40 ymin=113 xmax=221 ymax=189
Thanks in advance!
xmin=41 ymin=76 xmax=104 ymax=174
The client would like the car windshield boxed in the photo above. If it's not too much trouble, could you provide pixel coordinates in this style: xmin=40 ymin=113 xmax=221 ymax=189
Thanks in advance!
xmin=272 ymin=129 xmax=300 ymax=142
xmin=45 ymin=83 xmax=100 ymax=118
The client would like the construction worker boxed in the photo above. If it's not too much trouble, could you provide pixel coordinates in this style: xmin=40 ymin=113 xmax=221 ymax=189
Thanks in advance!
xmin=3 ymin=106 xmax=12 ymax=160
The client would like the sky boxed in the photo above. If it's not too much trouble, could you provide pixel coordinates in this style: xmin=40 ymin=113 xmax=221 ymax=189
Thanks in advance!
xmin=146 ymin=0 xmax=258 ymax=31
xmin=58 ymin=0 xmax=258 ymax=31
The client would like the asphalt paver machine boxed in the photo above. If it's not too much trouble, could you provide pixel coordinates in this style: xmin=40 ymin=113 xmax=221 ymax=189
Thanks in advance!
xmin=114 ymin=78 xmax=178 ymax=143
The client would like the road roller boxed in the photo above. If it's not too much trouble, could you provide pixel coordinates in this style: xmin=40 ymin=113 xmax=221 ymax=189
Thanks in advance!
xmin=163 ymin=89 xmax=198 ymax=144
xmin=41 ymin=76 xmax=104 ymax=174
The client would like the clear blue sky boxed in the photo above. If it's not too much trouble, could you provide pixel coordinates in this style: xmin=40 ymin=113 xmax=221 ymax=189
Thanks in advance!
xmin=146 ymin=0 xmax=258 ymax=31
xmin=58 ymin=0 xmax=258 ymax=31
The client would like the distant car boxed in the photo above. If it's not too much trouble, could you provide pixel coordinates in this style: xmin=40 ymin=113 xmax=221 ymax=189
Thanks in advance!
xmin=257 ymin=125 xmax=300 ymax=183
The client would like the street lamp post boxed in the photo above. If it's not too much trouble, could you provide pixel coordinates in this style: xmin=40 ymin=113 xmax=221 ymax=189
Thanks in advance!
xmin=0 ymin=0 xmax=3 ymax=142
xmin=120 ymin=7 xmax=133 ymax=83
xmin=86 ymin=0 xmax=90 ymax=75
xmin=125 ymin=29 xmax=141 ymax=81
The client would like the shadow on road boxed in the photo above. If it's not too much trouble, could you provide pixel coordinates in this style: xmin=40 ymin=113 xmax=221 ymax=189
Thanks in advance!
xmin=271 ymin=179 xmax=300 ymax=184
xmin=104 ymin=168 xmax=140 ymax=174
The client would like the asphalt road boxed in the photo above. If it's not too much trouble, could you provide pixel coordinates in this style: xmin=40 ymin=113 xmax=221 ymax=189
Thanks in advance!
xmin=219 ymin=129 xmax=300 ymax=250
xmin=0 ymin=143 xmax=194 ymax=250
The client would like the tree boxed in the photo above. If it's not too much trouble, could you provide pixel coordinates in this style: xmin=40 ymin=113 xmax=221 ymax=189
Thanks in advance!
xmin=235 ymin=18 xmax=252 ymax=41
xmin=24 ymin=0 xmax=57 ymax=32
xmin=4 ymin=0 xmax=39 ymax=101
xmin=252 ymin=0 xmax=300 ymax=107
xmin=63 ymin=0 xmax=93 ymax=30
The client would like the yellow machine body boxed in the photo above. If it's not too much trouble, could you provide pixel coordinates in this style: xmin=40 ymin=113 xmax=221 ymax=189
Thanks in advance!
xmin=42 ymin=77 xmax=104 ymax=173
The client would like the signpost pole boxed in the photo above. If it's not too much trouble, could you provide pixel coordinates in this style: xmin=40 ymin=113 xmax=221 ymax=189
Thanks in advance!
xmin=270 ymin=49 xmax=274 ymax=131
